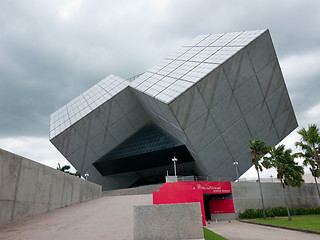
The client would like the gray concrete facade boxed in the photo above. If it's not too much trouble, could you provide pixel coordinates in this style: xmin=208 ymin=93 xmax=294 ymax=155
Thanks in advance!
xmin=133 ymin=202 xmax=204 ymax=240
xmin=232 ymin=182 xmax=320 ymax=216
xmin=0 ymin=148 xmax=102 ymax=227
xmin=50 ymin=29 xmax=297 ymax=190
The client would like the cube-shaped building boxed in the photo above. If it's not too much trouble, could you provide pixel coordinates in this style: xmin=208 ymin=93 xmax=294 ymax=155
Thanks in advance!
xmin=50 ymin=30 xmax=297 ymax=190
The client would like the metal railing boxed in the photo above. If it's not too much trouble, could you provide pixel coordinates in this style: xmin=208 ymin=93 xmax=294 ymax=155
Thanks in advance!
xmin=177 ymin=176 xmax=233 ymax=182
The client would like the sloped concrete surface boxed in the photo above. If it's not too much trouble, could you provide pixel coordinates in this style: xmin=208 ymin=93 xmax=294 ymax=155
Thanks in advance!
xmin=0 ymin=194 xmax=153 ymax=240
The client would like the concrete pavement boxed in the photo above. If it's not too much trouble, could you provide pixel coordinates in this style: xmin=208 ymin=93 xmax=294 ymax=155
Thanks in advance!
xmin=0 ymin=194 xmax=153 ymax=240
xmin=1 ymin=193 xmax=319 ymax=240
xmin=206 ymin=220 xmax=320 ymax=240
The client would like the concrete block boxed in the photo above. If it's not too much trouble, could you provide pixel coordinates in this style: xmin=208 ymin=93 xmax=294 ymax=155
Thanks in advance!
xmin=134 ymin=203 xmax=204 ymax=240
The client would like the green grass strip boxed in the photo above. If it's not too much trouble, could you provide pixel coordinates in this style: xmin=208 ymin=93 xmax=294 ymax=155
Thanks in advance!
xmin=203 ymin=227 xmax=227 ymax=240
xmin=249 ymin=214 xmax=320 ymax=231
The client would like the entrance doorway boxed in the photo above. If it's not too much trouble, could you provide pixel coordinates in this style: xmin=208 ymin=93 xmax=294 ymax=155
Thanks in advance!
xmin=203 ymin=195 xmax=211 ymax=221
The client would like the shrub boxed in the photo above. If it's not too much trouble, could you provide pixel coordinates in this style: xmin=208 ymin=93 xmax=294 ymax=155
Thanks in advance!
xmin=238 ymin=207 xmax=320 ymax=219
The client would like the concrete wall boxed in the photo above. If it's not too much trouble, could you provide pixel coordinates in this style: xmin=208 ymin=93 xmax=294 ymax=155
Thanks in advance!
xmin=0 ymin=148 xmax=102 ymax=227
xmin=103 ymin=184 xmax=162 ymax=196
xmin=232 ymin=182 xmax=320 ymax=215
xmin=134 ymin=202 xmax=204 ymax=240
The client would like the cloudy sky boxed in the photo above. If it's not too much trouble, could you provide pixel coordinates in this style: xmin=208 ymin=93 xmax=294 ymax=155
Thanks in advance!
xmin=1 ymin=0 xmax=320 ymax=179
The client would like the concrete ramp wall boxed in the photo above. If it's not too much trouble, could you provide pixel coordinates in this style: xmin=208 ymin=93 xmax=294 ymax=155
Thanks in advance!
xmin=0 ymin=148 xmax=102 ymax=227
xmin=232 ymin=182 xmax=320 ymax=215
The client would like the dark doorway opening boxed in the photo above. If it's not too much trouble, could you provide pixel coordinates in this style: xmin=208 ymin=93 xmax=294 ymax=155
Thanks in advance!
xmin=203 ymin=195 xmax=211 ymax=221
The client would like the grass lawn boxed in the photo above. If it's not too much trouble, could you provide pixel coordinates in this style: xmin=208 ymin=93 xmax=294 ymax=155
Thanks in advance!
xmin=248 ymin=214 xmax=320 ymax=231
xmin=203 ymin=227 xmax=227 ymax=240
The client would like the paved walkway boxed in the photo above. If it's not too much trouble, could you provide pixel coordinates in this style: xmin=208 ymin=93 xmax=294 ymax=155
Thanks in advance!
xmin=0 ymin=194 xmax=153 ymax=240
xmin=2 ymin=195 xmax=319 ymax=240
xmin=206 ymin=220 xmax=320 ymax=240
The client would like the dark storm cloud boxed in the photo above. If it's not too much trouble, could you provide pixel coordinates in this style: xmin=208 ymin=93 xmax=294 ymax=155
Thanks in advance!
xmin=0 ymin=0 xmax=320 ymax=138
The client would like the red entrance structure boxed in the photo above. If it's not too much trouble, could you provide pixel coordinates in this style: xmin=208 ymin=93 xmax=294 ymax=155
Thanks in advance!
xmin=153 ymin=181 xmax=235 ymax=226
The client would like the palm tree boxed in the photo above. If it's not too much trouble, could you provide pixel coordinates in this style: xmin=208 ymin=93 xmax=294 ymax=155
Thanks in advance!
xmin=249 ymin=139 xmax=269 ymax=219
xmin=74 ymin=171 xmax=81 ymax=178
xmin=295 ymin=124 xmax=320 ymax=204
xmin=57 ymin=163 xmax=81 ymax=178
xmin=57 ymin=163 xmax=71 ymax=173
xmin=263 ymin=145 xmax=303 ymax=221
xmin=283 ymin=153 xmax=304 ymax=216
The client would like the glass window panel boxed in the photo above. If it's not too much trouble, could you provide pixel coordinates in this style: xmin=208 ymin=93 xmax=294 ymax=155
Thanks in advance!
xmin=182 ymin=35 xmax=209 ymax=46
xmin=210 ymin=32 xmax=242 ymax=46
xmin=166 ymin=46 xmax=191 ymax=59
xmin=190 ymin=46 xmax=221 ymax=62
xmin=196 ymin=33 xmax=224 ymax=47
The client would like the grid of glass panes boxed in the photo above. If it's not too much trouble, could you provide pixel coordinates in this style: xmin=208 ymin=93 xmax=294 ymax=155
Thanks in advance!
xmin=226 ymin=30 xmax=265 ymax=46
xmin=50 ymin=75 xmax=129 ymax=139
xmin=130 ymin=30 xmax=266 ymax=104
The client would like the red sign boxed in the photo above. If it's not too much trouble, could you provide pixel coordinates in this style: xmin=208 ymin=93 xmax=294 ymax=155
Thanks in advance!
xmin=179 ymin=181 xmax=232 ymax=194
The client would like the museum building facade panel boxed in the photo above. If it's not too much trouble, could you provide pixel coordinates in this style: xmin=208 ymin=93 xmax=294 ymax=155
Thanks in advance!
xmin=50 ymin=30 xmax=297 ymax=190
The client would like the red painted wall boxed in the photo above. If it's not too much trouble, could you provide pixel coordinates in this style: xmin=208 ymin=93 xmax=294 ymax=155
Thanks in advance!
xmin=209 ymin=199 xmax=235 ymax=214
xmin=153 ymin=186 xmax=206 ymax=226
xmin=153 ymin=181 xmax=234 ymax=226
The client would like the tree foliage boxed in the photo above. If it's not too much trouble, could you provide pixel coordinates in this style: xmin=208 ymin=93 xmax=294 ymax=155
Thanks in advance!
xmin=57 ymin=163 xmax=81 ymax=178
xmin=295 ymin=124 xmax=320 ymax=205
xmin=249 ymin=139 xmax=269 ymax=219
xmin=263 ymin=145 xmax=304 ymax=221
xmin=295 ymin=124 xmax=320 ymax=174
xmin=249 ymin=139 xmax=269 ymax=172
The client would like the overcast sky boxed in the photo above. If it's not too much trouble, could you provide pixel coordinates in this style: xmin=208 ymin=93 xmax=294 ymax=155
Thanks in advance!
xmin=1 ymin=0 xmax=320 ymax=179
